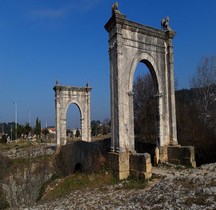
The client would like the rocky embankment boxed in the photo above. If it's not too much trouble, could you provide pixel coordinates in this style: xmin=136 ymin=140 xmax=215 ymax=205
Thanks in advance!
xmin=0 ymin=143 xmax=56 ymax=208
xmin=19 ymin=163 xmax=216 ymax=210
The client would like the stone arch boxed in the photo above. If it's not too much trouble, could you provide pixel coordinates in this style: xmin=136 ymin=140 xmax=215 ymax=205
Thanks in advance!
xmin=128 ymin=52 xmax=162 ymax=147
xmin=65 ymin=102 xmax=82 ymax=136
xmin=129 ymin=51 xmax=160 ymax=94
xmin=64 ymin=102 xmax=83 ymax=124
xmin=54 ymin=82 xmax=92 ymax=145
xmin=105 ymin=10 xmax=178 ymax=154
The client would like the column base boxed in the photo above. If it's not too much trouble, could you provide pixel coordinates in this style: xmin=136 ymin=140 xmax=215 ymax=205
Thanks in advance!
xmin=108 ymin=152 xmax=130 ymax=180
xmin=130 ymin=153 xmax=152 ymax=179
xmin=108 ymin=152 xmax=152 ymax=180
xmin=158 ymin=145 xmax=196 ymax=168
xmin=167 ymin=145 xmax=196 ymax=168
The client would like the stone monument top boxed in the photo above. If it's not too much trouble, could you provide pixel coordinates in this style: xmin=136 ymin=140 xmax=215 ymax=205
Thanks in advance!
xmin=112 ymin=2 xmax=119 ymax=14
xmin=161 ymin=16 xmax=171 ymax=31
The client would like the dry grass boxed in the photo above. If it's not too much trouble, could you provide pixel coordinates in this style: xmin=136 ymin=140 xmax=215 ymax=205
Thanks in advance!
xmin=40 ymin=170 xmax=117 ymax=201
xmin=39 ymin=170 xmax=149 ymax=202
xmin=0 ymin=140 xmax=46 ymax=152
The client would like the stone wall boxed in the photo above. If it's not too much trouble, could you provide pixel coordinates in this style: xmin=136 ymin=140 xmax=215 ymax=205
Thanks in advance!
xmin=55 ymin=139 xmax=111 ymax=176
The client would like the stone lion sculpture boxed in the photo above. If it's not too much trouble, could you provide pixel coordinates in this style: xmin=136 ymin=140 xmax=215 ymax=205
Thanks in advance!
xmin=161 ymin=16 xmax=171 ymax=31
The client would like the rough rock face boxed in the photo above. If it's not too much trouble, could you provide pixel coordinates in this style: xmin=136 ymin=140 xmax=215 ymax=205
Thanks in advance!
xmin=0 ymin=144 xmax=56 ymax=208
xmin=20 ymin=163 xmax=216 ymax=210
xmin=1 ymin=140 xmax=110 ymax=209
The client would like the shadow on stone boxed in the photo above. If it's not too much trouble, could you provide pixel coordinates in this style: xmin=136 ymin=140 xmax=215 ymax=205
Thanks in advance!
xmin=55 ymin=138 xmax=111 ymax=176
xmin=74 ymin=163 xmax=84 ymax=173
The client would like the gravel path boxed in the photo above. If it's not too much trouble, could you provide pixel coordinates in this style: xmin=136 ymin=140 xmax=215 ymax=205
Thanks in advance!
xmin=16 ymin=163 xmax=216 ymax=210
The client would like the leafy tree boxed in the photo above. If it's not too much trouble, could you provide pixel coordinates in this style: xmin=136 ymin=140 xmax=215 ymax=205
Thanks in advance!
xmin=102 ymin=119 xmax=111 ymax=135
xmin=34 ymin=117 xmax=41 ymax=139
xmin=42 ymin=128 xmax=49 ymax=136
xmin=0 ymin=134 xmax=7 ymax=144
xmin=23 ymin=123 xmax=32 ymax=135
xmin=91 ymin=120 xmax=101 ymax=136
xmin=17 ymin=124 xmax=24 ymax=138
xmin=66 ymin=129 xmax=73 ymax=139
xmin=75 ymin=128 xmax=80 ymax=138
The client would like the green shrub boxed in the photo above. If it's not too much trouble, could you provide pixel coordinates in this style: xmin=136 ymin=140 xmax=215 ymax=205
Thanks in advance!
xmin=0 ymin=135 xmax=7 ymax=144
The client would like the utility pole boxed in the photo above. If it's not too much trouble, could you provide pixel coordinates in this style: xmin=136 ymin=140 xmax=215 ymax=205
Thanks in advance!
xmin=13 ymin=102 xmax=17 ymax=140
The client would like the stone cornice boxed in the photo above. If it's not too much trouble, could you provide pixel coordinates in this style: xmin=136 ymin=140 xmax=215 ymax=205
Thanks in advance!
xmin=53 ymin=85 xmax=92 ymax=92
xmin=105 ymin=12 xmax=126 ymax=33
xmin=105 ymin=12 xmax=176 ymax=40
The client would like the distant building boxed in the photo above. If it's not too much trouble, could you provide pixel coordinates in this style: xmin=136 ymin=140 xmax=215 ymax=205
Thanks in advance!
xmin=48 ymin=127 xmax=56 ymax=134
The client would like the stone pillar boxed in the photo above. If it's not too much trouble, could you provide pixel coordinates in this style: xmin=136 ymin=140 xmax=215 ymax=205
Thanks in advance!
xmin=55 ymin=85 xmax=61 ymax=146
xmin=165 ymin=30 xmax=178 ymax=146
xmin=105 ymin=11 xmax=135 ymax=153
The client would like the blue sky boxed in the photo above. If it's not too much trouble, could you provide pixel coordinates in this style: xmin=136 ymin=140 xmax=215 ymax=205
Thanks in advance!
xmin=0 ymin=0 xmax=216 ymax=128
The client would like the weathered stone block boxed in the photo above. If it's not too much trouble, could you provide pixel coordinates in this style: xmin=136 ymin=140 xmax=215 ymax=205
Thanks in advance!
xmin=159 ymin=146 xmax=168 ymax=163
xmin=168 ymin=146 xmax=196 ymax=168
xmin=129 ymin=153 xmax=152 ymax=180
xmin=108 ymin=152 xmax=130 ymax=180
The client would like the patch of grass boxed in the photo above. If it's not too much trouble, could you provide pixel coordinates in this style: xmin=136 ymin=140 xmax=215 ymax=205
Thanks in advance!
xmin=37 ymin=174 xmax=59 ymax=202
xmin=41 ymin=171 xmax=150 ymax=202
xmin=121 ymin=176 xmax=148 ymax=189
xmin=0 ymin=140 xmax=33 ymax=150
xmin=42 ymin=170 xmax=118 ymax=201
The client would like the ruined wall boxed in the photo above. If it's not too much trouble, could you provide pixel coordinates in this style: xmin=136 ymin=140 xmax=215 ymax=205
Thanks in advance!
xmin=55 ymin=139 xmax=111 ymax=176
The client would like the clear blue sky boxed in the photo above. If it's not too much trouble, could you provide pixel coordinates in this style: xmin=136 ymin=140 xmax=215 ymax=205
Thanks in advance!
xmin=0 ymin=0 xmax=216 ymax=128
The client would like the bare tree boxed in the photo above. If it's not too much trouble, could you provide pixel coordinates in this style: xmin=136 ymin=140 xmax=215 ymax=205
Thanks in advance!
xmin=190 ymin=56 xmax=216 ymax=125
xmin=175 ymin=55 xmax=216 ymax=165
xmin=133 ymin=73 xmax=157 ymax=143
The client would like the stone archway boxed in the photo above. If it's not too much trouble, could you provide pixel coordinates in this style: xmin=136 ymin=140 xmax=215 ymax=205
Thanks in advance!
xmin=105 ymin=10 xmax=177 ymax=154
xmin=53 ymin=81 xmax=92 ymax=145
xmin=105 ymin=6 xmax=195 ymax=179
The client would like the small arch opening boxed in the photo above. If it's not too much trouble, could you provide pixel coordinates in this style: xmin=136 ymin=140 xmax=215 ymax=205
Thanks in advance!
xmin=66 ymin=103 xmax=81 ymax=141
xmin=74 ymin=162 xmax=84 ymax=173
